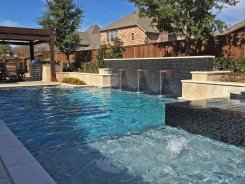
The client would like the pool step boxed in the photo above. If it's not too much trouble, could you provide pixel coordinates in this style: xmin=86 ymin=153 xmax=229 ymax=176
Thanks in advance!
xmin=230 ymin=91 xmax=245 ymax=99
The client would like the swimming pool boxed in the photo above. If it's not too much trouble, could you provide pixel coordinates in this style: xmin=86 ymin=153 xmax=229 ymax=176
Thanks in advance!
xmin=0 ymin=87 xmax=244 ymax=184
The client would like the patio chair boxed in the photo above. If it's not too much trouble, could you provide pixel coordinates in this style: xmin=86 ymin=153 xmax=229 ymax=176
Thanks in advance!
xmin=5 ymin=61 xmax=17 ymax=79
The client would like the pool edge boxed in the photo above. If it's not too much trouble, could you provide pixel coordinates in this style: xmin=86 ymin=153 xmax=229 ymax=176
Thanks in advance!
xmin=0 ymin=119 xmax=57 ymax=184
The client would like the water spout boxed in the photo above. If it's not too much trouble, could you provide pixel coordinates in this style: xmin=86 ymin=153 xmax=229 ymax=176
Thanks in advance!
xmin=137 ymin=70 xmax=143 ymax=93
xmin=160 ymin=70 xmax=167 ymax=96
xmin=119 ymin=69 xmax=125 ymax=90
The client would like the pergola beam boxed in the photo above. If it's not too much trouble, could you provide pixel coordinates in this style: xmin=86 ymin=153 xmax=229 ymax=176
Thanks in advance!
xmin=0 ymin=26 xmax=51 ymax=36
xmin=0 ymin=34 xmax=50 ymax=42
xmin=0 ymin=40 xmax=47 ymax=45
xmin=0 ymin=40 xmax=30 ymax=45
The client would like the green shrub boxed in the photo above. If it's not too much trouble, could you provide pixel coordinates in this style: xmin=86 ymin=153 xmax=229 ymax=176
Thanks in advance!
xmin=221 ymin=73 xmax=245 ymax=83
xmin=96 ymin=43 xmax=110 ymax=68
xmin=96 ymin=38 xmax=125 ymax=67
xmin=110 ymin=37 xmax=125 ymax=59
xmin=213 ymin=57 xmax=245 ymax=74
xmin=80 ymin=62 xmax=99 ymax=73
xmin=62 ymin=77 xmax=86 ymax=85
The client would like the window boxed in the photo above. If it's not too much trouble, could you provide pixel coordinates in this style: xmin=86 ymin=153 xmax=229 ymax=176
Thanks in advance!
xmin=131 ymin=32 xmax=135 ymax=40
xmin=107 ymin=30 xmax=118 ymax=42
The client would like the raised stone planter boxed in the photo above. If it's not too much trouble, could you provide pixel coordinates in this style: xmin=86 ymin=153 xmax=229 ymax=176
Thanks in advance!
xmin=98 ymin=68 xmax=113 ymax=75
xmin=180 ymin=70 xmax=245 ymax=100
xmin=56 ymin=72 xmax=119 ymax=88
xmin=191 ymin=71 xmax=230 ymax=81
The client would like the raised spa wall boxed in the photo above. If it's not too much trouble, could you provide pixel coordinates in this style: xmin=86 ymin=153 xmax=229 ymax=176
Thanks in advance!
xmin=180 ymin=71 xmax=245 ymax=100
xmin=104 ymin=56 xmax=214 ymax=96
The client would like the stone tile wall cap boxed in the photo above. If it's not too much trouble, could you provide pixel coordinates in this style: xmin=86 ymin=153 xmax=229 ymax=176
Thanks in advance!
xmin=191 ymin=71 xmax=231 ymax=74
xmin=181 ymin=80 xmax=245 ymax=87
xmin=104 ymin=56 xmax=215 ymax=61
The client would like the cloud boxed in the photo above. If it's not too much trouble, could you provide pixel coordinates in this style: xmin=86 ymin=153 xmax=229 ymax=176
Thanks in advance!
xmin=217 ymin=0 xmax=245 ymax=25
xmin=0 ymin=19 xmax=19 ymax=27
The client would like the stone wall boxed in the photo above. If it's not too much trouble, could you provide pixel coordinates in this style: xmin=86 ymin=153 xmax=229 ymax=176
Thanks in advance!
xmin=180 ymin=71 xmax=245 ymax=100
xmin=165 ymin=99 xmax=245 ymax=146
xmin=104 ymin=56 xmax=214 ymax=96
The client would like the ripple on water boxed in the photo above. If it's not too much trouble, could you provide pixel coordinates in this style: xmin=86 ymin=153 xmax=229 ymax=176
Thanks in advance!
xmin=0 ymin=87 xmax=244 ymax=184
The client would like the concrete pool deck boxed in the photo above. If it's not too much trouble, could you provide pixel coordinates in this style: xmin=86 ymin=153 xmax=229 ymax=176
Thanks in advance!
xmin=0 ymin=120 xmax=56 ymax=184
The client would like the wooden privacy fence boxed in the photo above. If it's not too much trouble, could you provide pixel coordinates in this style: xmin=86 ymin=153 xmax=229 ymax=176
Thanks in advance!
xmin=74 ymin=33 xmax=244 ymax=63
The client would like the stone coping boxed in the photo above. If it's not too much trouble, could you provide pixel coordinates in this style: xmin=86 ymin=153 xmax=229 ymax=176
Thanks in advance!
xmin=191 ymin=71 xmax=230 ymax=74
xmin=0 ymin=120 xmax=56 ymax=184
xmin=104 ymin=55 xmax=215 ymax=61
xmin=181 ymin=80 xmax=245 ymax=87
xmin=0 ymin=82 xmax=60 ymax=88
xmin=60 ymin=83 xmax=93 ymax=88
xmin=0 ymin=156 xmax=13 ymax=184
xmin=56 ymin=72 xmax=118 ymax=76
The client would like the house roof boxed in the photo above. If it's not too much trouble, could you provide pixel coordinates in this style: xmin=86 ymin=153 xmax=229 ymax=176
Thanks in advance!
xmin=101 ymin=11 xmax=159 ymax=34
xmin=218 ymin=20 xmax=245 ymax=35
xmin=78 ymin=25 xmax=101 ymax=51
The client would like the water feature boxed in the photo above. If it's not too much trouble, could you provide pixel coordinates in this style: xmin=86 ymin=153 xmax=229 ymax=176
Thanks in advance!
xmin=137 ymin=69 xmax=143 ymax=93
xmin=159 ymin=70 xmax=166 ymax=96
xmin=119 ymin=69 xmax=125 ymax=90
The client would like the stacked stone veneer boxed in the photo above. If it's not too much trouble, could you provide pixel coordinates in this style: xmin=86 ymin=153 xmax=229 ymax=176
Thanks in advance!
xmin=104 ymin=56 xmax=214 ymax=96
xmin=165 ymin=100 xmax=245 ymax=146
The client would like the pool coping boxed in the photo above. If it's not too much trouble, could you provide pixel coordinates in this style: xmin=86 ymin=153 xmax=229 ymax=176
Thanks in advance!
xmin=0 ymin=119 xmax=56 ymax=184
xmin=0 ymin=81 xmax=98 ymax=89
xmin=0 ymin=81 xmax=61 ymax=88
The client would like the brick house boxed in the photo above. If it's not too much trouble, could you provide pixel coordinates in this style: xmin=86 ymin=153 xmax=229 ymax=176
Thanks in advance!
xmin=100 ymin=11 xmax=172 ymax=46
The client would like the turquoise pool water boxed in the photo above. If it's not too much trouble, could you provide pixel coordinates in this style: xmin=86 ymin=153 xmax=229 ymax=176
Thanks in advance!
xmin=0 ymin=87 xmax=244 ymax=184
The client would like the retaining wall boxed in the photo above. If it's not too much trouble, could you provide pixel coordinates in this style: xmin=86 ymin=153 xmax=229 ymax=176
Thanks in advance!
xmin=104 ymin=56 xmax=214 ymax=96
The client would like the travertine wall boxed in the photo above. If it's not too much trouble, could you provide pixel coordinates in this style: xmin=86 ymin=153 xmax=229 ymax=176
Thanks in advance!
xmin=180 ymin=71 xmax=245 ymax=100
xmin=56 ymin=71 xmax=118 ymax=88
xmin=104 ymin=56 xmax=214 ymax=96
xmin=181 ymin=81 xmax=245 ymax=100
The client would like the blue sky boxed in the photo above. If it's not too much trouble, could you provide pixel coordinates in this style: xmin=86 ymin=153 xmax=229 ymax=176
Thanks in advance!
xmin=0 ymin=0 xmax=244 ymax=31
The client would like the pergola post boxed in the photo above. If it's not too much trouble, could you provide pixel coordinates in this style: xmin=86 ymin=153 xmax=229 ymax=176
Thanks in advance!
xmin=29 ymin=41 xmax=34 ymax=61
xmin=49 ymin=35 xmax=57 ymax=81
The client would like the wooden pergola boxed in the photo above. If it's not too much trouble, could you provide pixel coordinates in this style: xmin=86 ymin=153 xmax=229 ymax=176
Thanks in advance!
xmin=0 ymin=26 xmax=57 ymax=81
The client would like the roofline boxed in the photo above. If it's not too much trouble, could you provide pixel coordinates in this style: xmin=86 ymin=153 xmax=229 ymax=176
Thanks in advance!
xmin=100 ymin=24 xmax=159 ymax=34
xmin=218 ymin=20 xmax=245 ymax=35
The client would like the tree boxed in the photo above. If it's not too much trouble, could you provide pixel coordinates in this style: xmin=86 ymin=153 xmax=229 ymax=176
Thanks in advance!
xmin=96 ymin=38 xmax=125 ymax=67
xmin=110 ymin=37 xmax=125 ymax=58
xmin=96 ymin=42 xmax=110 ymax=67
xmin=129 ymin=0 xmax=238 ymax=55
xmin=38 ymin=0 xmax=83 ymax=66
xmin=13 ymin=46 xmax=29 ymax=58
xmin=0 ymin=45 xmax=13 ymax=61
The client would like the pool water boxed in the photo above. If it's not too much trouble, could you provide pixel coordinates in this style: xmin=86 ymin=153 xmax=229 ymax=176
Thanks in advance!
xmin=0 ymin=87 xmax=244 ymax=184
